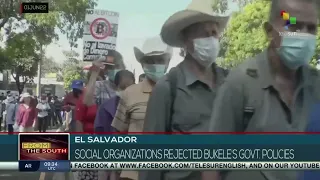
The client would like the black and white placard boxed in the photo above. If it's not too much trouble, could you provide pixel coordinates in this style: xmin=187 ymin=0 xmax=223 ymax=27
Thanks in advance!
xmin=83 ymin=9 xmax=119 ymax=61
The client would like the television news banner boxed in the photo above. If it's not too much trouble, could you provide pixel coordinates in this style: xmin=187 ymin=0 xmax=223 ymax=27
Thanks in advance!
xmin=4 ymin=132 xmax=320 ymax=172
xmin=12 ymin=1 xmax=320 ymax=173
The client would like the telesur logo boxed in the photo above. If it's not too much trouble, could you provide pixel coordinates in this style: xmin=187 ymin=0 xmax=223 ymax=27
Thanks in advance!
xmin=279 ymin=10 xmax=300 ymax=36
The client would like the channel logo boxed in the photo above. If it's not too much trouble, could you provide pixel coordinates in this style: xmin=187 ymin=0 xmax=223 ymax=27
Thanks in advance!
xmin=281 ymin=10 xmax=296 ymax=30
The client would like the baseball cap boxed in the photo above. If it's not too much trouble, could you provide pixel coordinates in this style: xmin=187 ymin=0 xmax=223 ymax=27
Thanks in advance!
xmin=71 ymin=80 xmax=84 ymax=90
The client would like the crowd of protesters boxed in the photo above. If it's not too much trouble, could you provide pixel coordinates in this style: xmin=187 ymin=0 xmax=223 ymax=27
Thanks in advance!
xmin=67 ymin=0 xmax=320 ymax=180
xmin=0 ymin=91 xmax=66 ymax=134
xmin=0 ymin=0 xmax=318 ymax=179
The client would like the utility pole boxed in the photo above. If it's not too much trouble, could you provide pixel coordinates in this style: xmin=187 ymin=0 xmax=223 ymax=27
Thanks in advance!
xmin=36 ymin=45 xmax=42 ymax=97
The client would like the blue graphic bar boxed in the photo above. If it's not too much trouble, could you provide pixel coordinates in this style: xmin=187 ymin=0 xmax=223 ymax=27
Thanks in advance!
xmin=39 ymin=160 xmax=70 ymax=172
xmin=19 ymin=161 xmax=40 ymax=171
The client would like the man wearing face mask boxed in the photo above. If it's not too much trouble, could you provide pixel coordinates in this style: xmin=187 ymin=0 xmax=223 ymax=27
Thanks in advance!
xmin=140 ymin=1 xmax=229 ymax=180
xmin=204 ymin=0 xmax=319 ymax=180
xmin=111 ymin=36 xmax=172 ymax=180
xmin=83 ymin=50 xmax=125 ymax=107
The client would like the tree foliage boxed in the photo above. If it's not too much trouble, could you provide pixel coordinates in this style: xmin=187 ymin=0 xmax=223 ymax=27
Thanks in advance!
xmin=1 ymin=0 xmax=96 ymax=92
xmin=4 ymin=32 xmax=40 ymax=93
xmin=218 ymin=1 xmax=320 ymax=69
xmin=61 ymin=50 xmax=85 ymax=90
xmin=0 ymin=0 xmax=97 ymax=48
xmin=212 ymin=0 xmax=254 ymax=14
xmin=0 ymin=17 xmax=56 ymax=93
xmin=0 ymin=0 xmax=24 ymax=32
xmin=219 ymin=1 xmax=269 ymax=68
xmin=0 ymin=48 xmax=9 ymax=71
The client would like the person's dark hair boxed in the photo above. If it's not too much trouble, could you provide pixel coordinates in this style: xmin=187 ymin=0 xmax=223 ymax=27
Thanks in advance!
xmin=6 ymin=91 xmax=10 ymax=94
xmin=114 ymin=70 xmax=135 ymax=87
xmin=72 ymin=88 xmax=82 ymax=98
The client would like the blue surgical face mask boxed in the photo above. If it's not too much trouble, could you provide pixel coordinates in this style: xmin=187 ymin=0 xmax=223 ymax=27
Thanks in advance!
xmin=277 ymin=33 xmax=316 ymax=70
xmin=106 ymin=69 xmax=121 ymax=82
xmin=143 ymin=64 xmax=166 ymax=82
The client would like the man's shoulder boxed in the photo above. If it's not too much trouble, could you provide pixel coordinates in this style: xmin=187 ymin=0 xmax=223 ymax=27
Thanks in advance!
xmin=307 ymin=66 xmax=319 ymax=77
xmin=141 ymin=77 xmax=170 ymax=99
xmin=115 ymin=84 xmax=139 ymax=102
xmin=226 ymin=56 xmax=260 ymax=84
xmin=162 ymin=63 xmax=184 ymax=85
xmin=125 ymin=83 xmax=142 ymax=93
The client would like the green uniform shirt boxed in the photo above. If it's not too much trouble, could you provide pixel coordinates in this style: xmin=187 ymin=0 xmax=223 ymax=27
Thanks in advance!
xmin=140 ymin=60 xmax=227 ymax=180
xmin=209 ymin=50 xmax=319 ymax=180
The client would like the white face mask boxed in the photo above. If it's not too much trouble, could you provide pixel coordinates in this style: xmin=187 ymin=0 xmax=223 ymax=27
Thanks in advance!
xmin=191 ymin=36 xmax=220 ymax=68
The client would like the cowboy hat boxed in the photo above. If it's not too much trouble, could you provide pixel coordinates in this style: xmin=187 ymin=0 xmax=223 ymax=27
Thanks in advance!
xmin=133 ymin=36 xmax=173 ymax=63
xmin=161 ymin=0 xmax=230 ymax=47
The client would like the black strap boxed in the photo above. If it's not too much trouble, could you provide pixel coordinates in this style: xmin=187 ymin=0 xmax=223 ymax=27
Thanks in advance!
xmin=166 ymin=67 xmax=179 ymax=132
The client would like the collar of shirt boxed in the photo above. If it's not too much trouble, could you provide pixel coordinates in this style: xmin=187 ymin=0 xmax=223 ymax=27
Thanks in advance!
xmin=141 ymin=79 xmax=153 ymax=93
xmin=181 ymin=60 xmax=225 ymax=87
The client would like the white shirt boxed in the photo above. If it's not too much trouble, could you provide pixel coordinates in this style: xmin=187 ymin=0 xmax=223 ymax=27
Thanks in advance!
xmin=36 ymin=102 xmax=50 ymax=118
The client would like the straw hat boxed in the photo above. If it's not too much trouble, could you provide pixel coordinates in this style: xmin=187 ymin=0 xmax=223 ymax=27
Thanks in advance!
xmin=133 ymin=36 xmax=173 ymax=63
xmin=161 ymin=0 xmax=230 ymax=47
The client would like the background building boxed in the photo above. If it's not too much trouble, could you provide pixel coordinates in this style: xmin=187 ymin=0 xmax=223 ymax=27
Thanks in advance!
xmin=0 ymin=72 xmax=65 ymax=97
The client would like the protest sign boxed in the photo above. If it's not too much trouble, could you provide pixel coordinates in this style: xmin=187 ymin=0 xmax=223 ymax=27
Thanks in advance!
xmin=83 ymin=9 xmax=119 ymax=61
